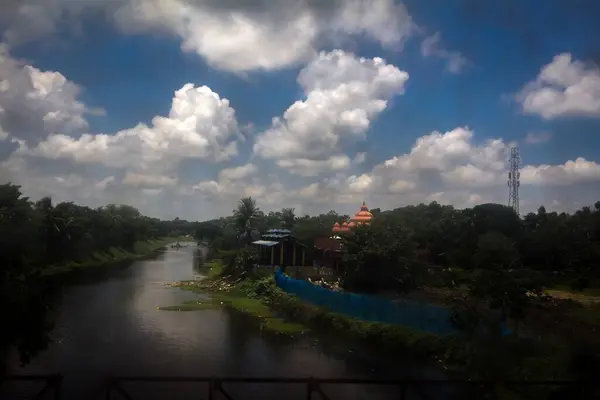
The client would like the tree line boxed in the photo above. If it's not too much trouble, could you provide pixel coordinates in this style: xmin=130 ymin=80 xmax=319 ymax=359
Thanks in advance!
xmin=197 ymin=197 xmax=600 ymax=385
xmin=197 ymin=197 xmax=600 ymax=289
xmin=0 ymin=183 xmax=197 ymax=368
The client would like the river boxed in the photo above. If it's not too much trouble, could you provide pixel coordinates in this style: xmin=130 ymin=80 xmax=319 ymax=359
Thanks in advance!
xmin=3 ymin=244 xmax=447 ymax=399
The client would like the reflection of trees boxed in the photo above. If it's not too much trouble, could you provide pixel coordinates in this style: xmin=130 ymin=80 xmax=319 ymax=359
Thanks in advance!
xmin=193 ymin=248 xmax=205 ymax=273
xmin=222 ymin=309 xmax=254 ymax=374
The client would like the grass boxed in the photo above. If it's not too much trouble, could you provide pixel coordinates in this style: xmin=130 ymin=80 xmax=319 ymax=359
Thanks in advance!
xmin=40 ymin=236 xmax=188 ymax=277
xmin=170 ymin=264 xmax=583 ymax=395
xmin=545 ymin=287 xmax=600 ymax=304
xmin=168 ymin=279 xmax=307 ymax=333
xmin=157 ymin=299 xmax=222 ymax=311
xmin=205 ymin=260 xmax=224 ymax=279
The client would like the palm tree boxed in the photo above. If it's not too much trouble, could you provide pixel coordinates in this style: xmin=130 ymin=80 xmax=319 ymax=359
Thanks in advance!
xmin=233 ymin=197 xmax=261 ymax=245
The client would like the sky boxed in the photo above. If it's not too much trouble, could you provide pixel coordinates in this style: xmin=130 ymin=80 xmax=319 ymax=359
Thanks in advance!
xmin=1 ymin=0 xmax=600 ymax=221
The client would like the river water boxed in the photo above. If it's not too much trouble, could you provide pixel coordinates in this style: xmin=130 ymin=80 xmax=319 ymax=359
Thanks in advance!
xmin=4 ymin=244 xmax=447 ymax=400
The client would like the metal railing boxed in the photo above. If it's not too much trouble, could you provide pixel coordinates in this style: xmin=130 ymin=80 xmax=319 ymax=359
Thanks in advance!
xmin=103 ymin=376 xmax=596 ymax=400
xmin=2 ymin=375 xmax=597 ymax=400
xmin=1 ymin=374 xmax=62 ymax=399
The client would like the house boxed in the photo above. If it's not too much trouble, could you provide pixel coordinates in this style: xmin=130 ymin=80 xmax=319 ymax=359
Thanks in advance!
xmin=251 ymin=229 xmax=311 ymax=267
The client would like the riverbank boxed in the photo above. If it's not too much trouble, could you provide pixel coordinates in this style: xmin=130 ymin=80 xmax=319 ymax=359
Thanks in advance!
xmin=170 ymin=272 xmax=466 ymax=367
xmin=40 ymin=236 xmax=188 ymax=277
xmin=167 ymin=263 xmax=576 ymax=388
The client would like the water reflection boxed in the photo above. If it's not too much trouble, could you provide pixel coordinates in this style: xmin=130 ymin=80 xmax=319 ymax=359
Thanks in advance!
xmin=5 ymin=244 xmax=441 ymax=399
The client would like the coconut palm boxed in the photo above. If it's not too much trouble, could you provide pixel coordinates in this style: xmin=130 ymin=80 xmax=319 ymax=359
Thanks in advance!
xmin=233 ymin=197 xmax=261 ymax=245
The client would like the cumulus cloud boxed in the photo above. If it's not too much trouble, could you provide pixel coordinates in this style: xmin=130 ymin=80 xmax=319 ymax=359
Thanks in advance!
xmin=0 ymin=45 xmax=93 ymax=143
xmin=2 ymin=3 xmax=600 ymax=220
xmin=281 ymin=126 xmax=600 ymax=216
xmin=24 ymin=84 xmax=239 ymax=175
xmin=276 ymin=156 xmax=351 ymax=177
xmin=524 ymin=131 xmax=552 ymax=144
xmin=516 ymin=53 xmax=600 ymax=119
xmin=0 ymin=0 xmax=412 ymax=73
xmin=117 ymin=0 xmax=416 ymax=72
xmin=521 ymin=158 xmax=600 ymax=186
xmin=218 ymin=163 xmax=258 ymax=181
xmin=253 ymin=50 xmax=409 ymax=176
xmin=420 ymin=32 xmax=468 ymax=74
xmin=122 ymin=172 xmax=178 ymax=188
xmin=0 ymin=0 xmax=109 ymax=45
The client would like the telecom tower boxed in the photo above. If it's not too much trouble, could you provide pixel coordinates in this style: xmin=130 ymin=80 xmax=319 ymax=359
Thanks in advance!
xmin=508 ymin=147 xmax=521 ymax=215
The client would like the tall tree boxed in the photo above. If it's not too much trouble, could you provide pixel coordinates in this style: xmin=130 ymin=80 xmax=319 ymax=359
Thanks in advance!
xmin=233 ymin=197 xmax=261 ymax=245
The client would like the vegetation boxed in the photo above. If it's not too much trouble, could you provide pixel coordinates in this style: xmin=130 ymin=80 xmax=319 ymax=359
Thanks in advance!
xmin=195 ymin=197 xmax=600 ymax=395
xmin=0 ymin=183 xmax=197 ymax=367
xmin=5 ymin=178 xmax=600 ymax=394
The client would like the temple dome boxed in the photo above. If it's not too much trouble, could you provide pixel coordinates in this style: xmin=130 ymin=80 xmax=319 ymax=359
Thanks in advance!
xmin=349 ymin=201 xmax=373 ymax=223
xmin=331 ymin=201 xmax=374 ymax=234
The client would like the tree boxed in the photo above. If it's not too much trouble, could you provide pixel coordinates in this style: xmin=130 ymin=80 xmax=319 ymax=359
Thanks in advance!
xmin=342 ymin=221 xmax=422 ymax=293
xmin=280 ymin=208 xmax=296 ymax=229
xmin=233 ymin=197 xmax=261 ymax=245
xmin=0 ymin=182 xmax=200 ymax=366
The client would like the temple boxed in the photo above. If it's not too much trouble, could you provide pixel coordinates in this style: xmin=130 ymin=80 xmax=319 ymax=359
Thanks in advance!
xmin=332 ymin=201 xmax=373 ymax=234
xmin=313 ymin=201 xmax=374 ymax=272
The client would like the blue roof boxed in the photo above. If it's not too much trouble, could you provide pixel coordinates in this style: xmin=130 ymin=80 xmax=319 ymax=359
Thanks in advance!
xmin=266 ymin=229 xmax=292 ymax=234
xmin=252 ymin=240 xmax=279 ymax=246
xmin=262 ymin=233 xmax=290 ymax=239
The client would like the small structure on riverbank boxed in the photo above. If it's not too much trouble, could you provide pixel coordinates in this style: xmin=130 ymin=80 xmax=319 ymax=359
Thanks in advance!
xmin=252 ymin=229 xmax=311 ymax=268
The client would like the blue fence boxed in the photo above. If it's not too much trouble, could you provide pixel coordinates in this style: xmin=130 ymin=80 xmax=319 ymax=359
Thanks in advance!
xmin=274 ymin=270 xmax=458 ymax=336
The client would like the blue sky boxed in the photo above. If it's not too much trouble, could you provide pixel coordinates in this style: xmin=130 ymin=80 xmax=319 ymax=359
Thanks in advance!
xmin=1 ymin=0 xmax=600 ymax=220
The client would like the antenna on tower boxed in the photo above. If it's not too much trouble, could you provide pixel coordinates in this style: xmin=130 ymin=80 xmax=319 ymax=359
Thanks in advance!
xmin=508 ymin=147 xmax=521 ymax=215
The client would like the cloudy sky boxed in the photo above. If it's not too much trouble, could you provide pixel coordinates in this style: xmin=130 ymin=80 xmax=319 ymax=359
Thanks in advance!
xmin=1 ymin=0 xmax=600 ymax=221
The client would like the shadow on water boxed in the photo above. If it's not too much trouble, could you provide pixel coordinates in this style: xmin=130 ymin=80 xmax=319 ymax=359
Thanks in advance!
xmin=3 ymin=245 xmax=450 ymax=400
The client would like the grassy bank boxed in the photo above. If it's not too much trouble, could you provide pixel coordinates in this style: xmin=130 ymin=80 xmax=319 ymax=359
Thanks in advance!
xmin=165 ymin=261 xmax=307 ymax=333
xmin=167 ymin=264 xmax=577 ymax=389
xmin=40 ymin=236 xmax=188 ymax=277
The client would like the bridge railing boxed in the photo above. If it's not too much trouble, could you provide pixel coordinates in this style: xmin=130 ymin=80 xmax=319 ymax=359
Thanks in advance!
xmin=1 ymin=374 xmax=62 ymax=399
xmin=2 ymin=375 xmax=597 ymax=399
xmin=103 ymin=376 xmax=596 ymax=400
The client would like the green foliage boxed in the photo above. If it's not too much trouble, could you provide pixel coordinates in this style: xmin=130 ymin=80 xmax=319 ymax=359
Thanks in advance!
xmin=233 ymin=197 xmax=261 ymax=245
xmin=0 ymin=183 xmax=195 ymax=366
xmin=342 ymin=222 xmax=423 ymax=293
xmin=234 ymin=246 xmax=259 ymax=276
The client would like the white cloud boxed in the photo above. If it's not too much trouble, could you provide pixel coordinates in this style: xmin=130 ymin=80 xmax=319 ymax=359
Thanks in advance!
xmin=347 ymin=174 xmax=373 ymax=193
xmin=388 ymin=179 xmax=416 ymax=193
xmin=276 ymin=156 xmax=351 ymax=177
xmin=0 ymin=45 xmax=92 ymax=142
xmin=253 ymin=50 xmax=408 ymax=176
xmin=524 ymin=131 xmax=552 ymax=144
xmin=280 ymin=126 xmax=600 ymax=216
xmin=25 ymin=84 xmax=239 ymax=173
xmin=521 ymin=158 xmax=600 ymax=185
xmin=420 ymin=32 xmax=468 ymax=74
xmin=516 ymin=53 xmax=600 ymax=119
xmin=218 ymin=163 xmax=258 ymax=181
xmin=122 ymin=173 xmax=177 ymax=188
xmin=1 ymin=0 xmax=416 ymax=73
xmin=109 ymin=0 xmax=416 ymax=73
